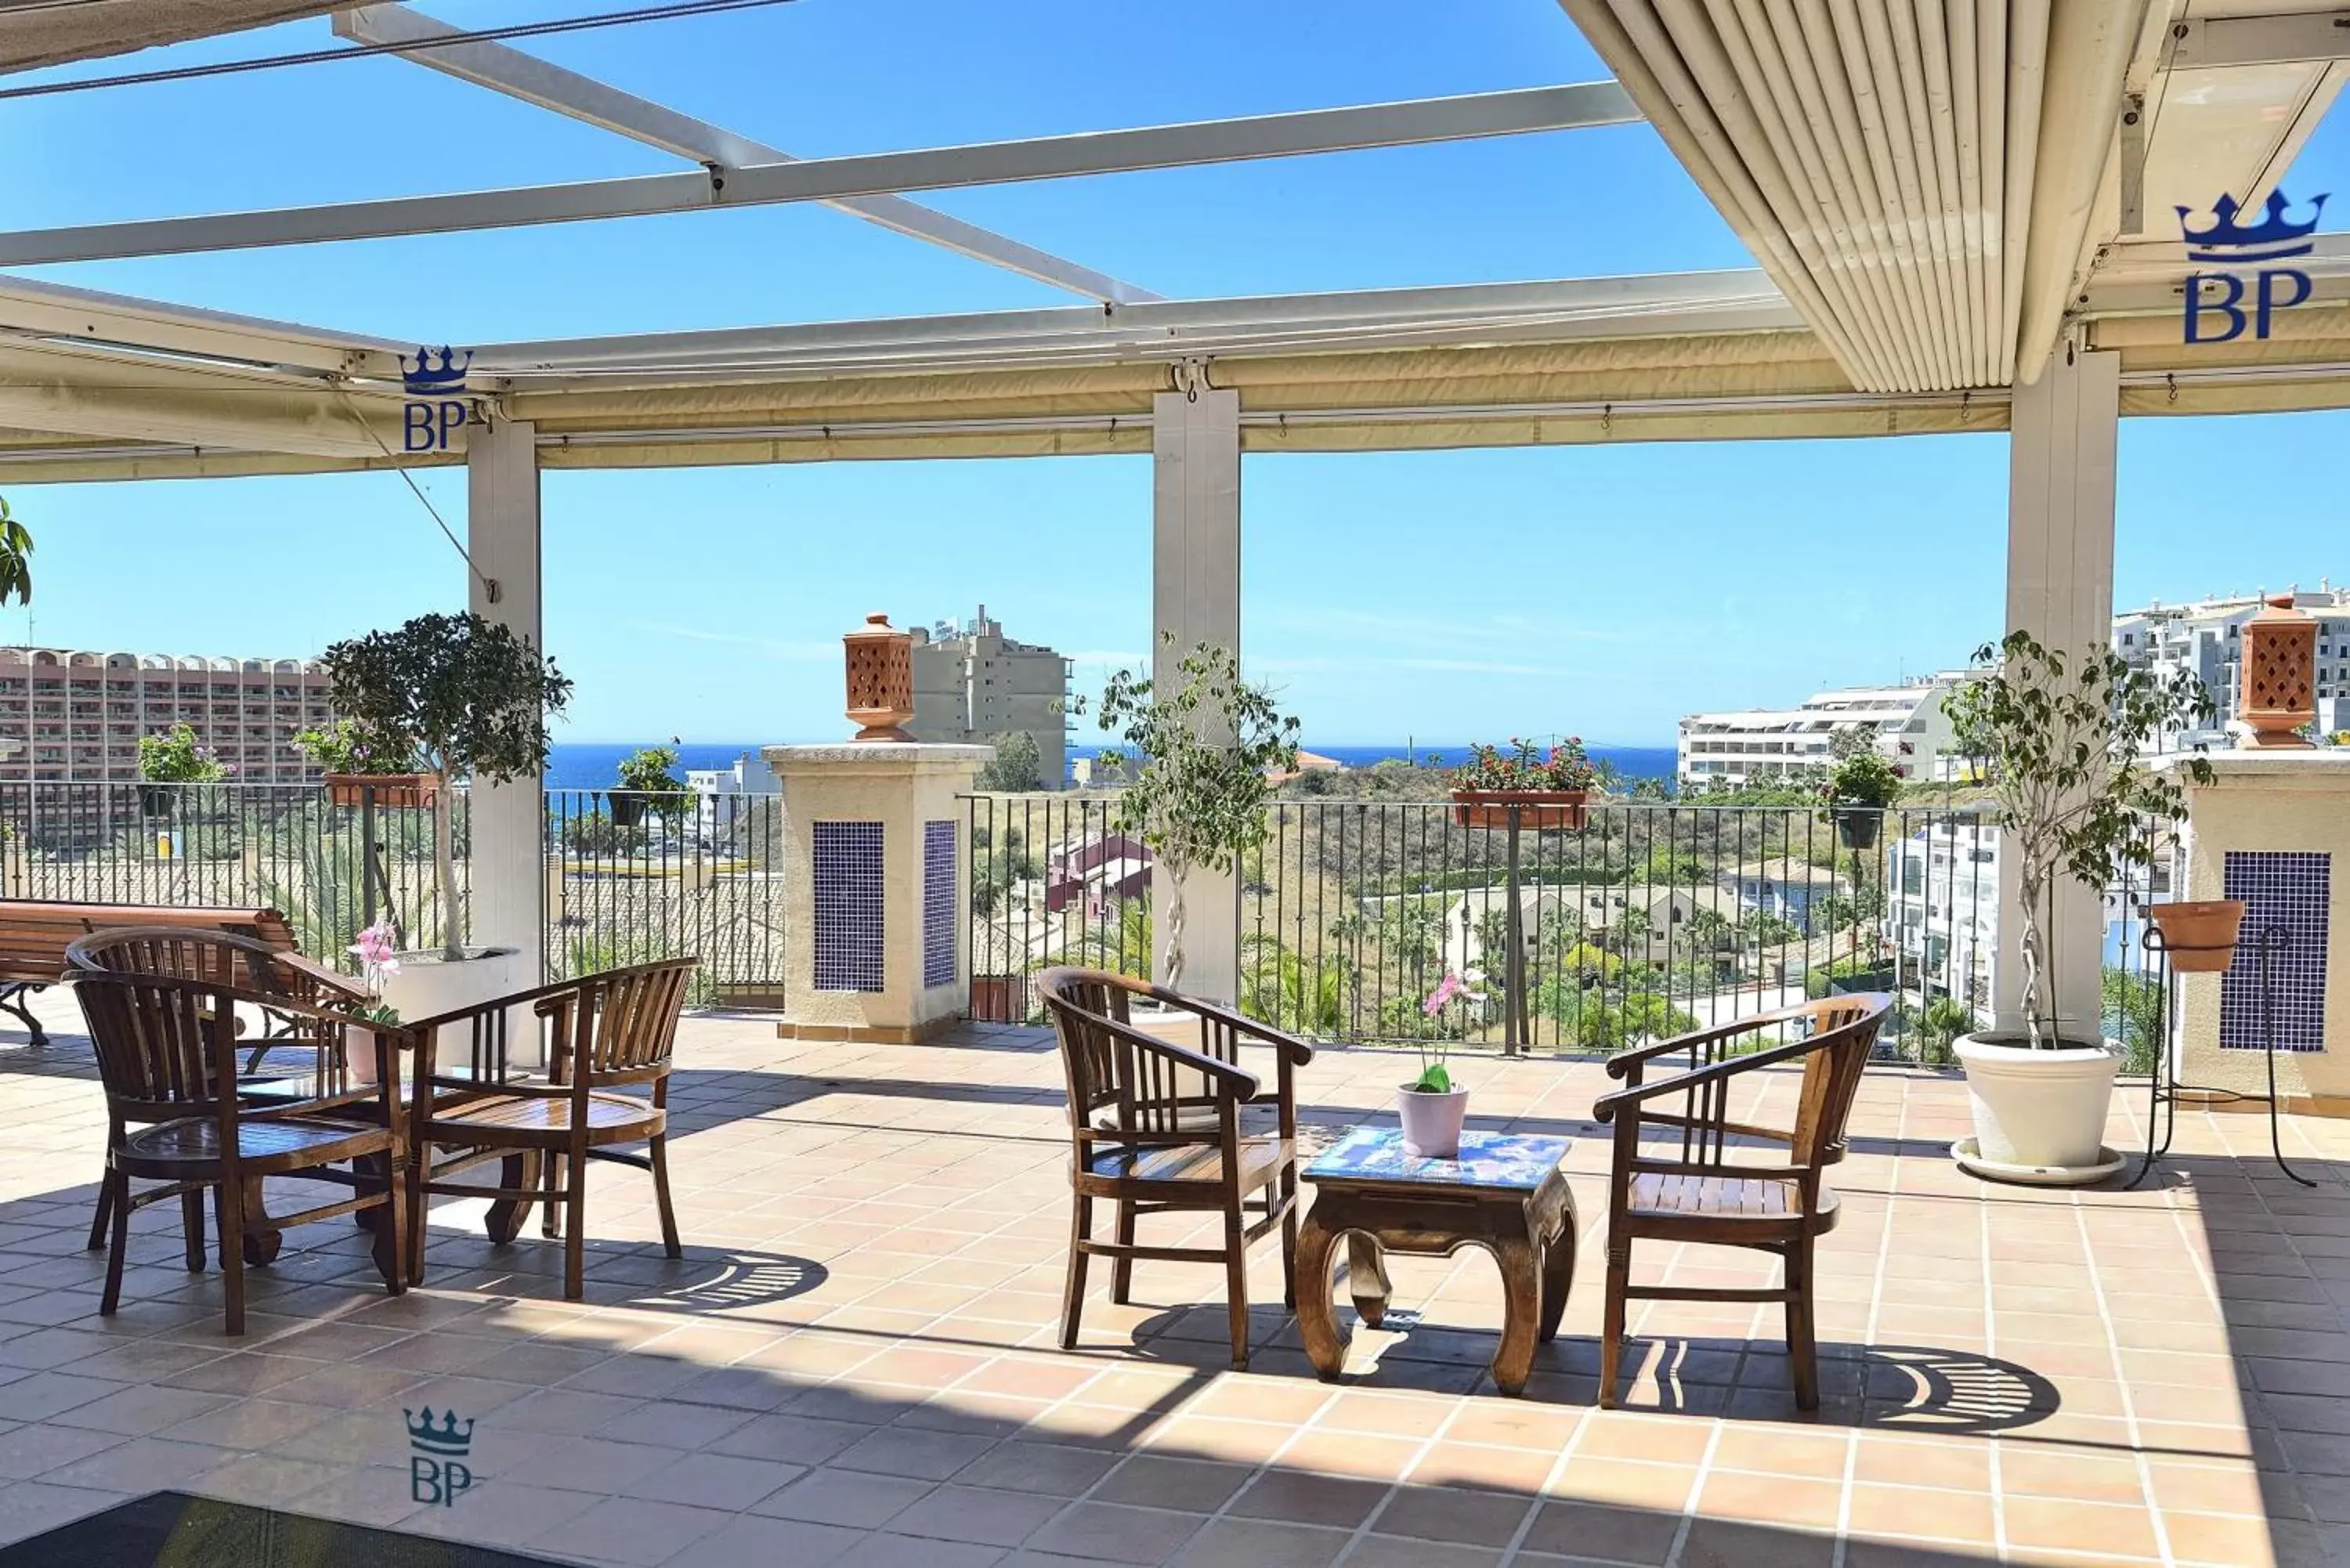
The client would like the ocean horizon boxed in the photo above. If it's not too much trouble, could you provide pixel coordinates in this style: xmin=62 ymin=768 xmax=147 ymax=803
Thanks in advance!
xmin=547 ymin=740 xmax=1679 ymax=792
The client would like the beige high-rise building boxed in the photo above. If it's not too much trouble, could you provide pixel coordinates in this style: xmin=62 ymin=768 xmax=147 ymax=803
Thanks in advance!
xmin=907 ymin=608 xmax=1070 ymax=788
xmin=0 ymin=646 xmax=336 ymax=785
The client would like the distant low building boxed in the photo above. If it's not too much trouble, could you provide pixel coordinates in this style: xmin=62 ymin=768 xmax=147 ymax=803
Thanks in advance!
xmin=908 ymin=606 xmax=1072 ymax=787
xmin=1046 ymin=831 xmax=1151 ymax=917
xmin=2113 ymin=583 xmax=2350 ymax=746
xmin=685 ymin=751 xmax=781 ymax=839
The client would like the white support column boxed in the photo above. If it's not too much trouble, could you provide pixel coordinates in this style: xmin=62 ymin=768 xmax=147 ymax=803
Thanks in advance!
xmin=1151 ymin=381 xmax=1242 ymax=1003
xmin=1996 ymin=344 xmax=2118 ymax=1038
xmin=467 ymin=417 xmax=546 ymax=985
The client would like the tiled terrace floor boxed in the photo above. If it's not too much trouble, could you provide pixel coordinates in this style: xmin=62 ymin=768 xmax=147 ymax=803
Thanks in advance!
xmin=5 ymin=998 xmax=2350 ymax=1568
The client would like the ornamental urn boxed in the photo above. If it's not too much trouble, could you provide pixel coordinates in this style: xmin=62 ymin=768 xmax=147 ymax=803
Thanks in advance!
xmin=2238 ymin=594 xmax=2317 ymax=749
xmin=844 ymin=613 xmax=916 ymax=742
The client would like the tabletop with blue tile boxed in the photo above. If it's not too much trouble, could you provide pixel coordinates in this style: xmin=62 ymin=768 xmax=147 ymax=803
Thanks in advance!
xmin=1305 ymin=1126 xmax=1570 ymax=1193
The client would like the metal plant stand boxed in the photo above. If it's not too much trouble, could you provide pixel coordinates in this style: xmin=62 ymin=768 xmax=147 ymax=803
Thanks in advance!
xmin=2131 ymin=920 xmax=2314 ymax=1189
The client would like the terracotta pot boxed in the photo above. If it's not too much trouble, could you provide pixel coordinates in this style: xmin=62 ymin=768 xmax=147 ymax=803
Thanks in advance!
xmin=2146 ymin=898 xmax=2247 ymax=974
xmin=325 ymin=771 xmax=439 ymax=811
xmin=1451 ymin=789 xmax=1589 ymax=832
xmin=1396 ymin=1084 xmax=1470 ymax=1158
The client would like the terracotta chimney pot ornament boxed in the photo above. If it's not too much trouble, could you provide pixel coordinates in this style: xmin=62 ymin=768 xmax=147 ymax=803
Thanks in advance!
xmin=2237 ymin=594 xmax=2318 ymax=749
xmin=843 ymin=612 xmax=916 ymax=742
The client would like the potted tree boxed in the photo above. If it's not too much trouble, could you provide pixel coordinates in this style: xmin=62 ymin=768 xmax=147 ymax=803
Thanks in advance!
xmin=612 ymin=739 xmax=692 ymax=828
xmin=294 ymin=717 xmax=437 ymax=810
xmin=1451 ymin=738 xmax=1598 ymax=830
xmin=1820 ymin=749 xmax=1900 ymax=851
xmin=136 ymin=721 xmax=229 ymax=816
xmin=1094 ymin=639 xmax=1299 ymax=996
xmin=318 ymin=612 xmax=572 ymax=1017
xmin=1940 ymin=630 xmax=2214 ymax=1183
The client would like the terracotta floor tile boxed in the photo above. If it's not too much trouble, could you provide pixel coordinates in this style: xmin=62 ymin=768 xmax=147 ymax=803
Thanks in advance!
xmin=1170 ymin=1516 xmax=1347 ymax=1568
xmin=2001 ymin=1496 xmax=2163 ymax=1559
xmin=1025 ymin=1499 xmax=1206 ymax=1566
xmin=1545 ymin=1455 xmax=1697 ymax=1510
xmin=750 ymin=1466 xmax=932 ymax=1528
xmin=1845 ymin=1482 xmax=1996 ymax=1545
xmin=1574 ymin=1414 xmax=1715 ymax=1465
xmin=1092 ymin=1454 xmax=1252 ymax=1512
xmin=1697 ymin=1469 xmax=1842 ymax=1529
xmin=1370 ymin=1484 xmax=1534 ymax=1548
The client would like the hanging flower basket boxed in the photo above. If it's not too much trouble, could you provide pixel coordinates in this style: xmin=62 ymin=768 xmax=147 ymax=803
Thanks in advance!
xmin=1450 ymin=789 xmax=1589 ymax=833
xmin=2146 ymin=898 xmax=2247 ymax=974
xmin=1832 ymin=808 xmax=1882 ymax=851
xmin=324 ymin=771 xmax=439 ymax=811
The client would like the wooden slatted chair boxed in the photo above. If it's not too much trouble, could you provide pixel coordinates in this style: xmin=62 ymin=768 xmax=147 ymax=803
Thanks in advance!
xmin=65 ymin=927 xmax=373 ymax=1259
xmin=1591 ymin=993 xmax=1890 ymax=1411
xmin=401 ymin=959 xmax=696 ymax=1301
xmin=1037 ymin=966 xmax=1310 ymax=1371
xmin=67 ymin=936 xmax=407 ymax=1335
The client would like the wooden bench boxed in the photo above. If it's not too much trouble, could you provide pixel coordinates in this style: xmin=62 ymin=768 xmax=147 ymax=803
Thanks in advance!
xmin=0 ymin=901 xmax=314 ymax=1047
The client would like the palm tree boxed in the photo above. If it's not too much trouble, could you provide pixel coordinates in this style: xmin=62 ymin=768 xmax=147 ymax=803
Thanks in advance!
xmin=0 ymin=497 xmax=31 ymax=606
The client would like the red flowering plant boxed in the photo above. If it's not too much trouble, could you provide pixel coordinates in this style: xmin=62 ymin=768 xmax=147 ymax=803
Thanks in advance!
xmin=1452 ymin=736 xmax=1600 ymax=793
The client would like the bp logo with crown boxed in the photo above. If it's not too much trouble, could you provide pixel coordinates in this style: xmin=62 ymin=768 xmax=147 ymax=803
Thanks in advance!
xmin=405 ymin=1405 xmax=475 ymax=1506
xmin=2179 ymin=190 xmax=2326 ymax=345
xmin=400 ymin=345 xmax=474 ymax=453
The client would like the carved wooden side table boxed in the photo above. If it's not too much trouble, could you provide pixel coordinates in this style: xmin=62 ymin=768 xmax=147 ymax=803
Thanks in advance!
xmin=1296 ymin=1127 xmax=1576 ymax=1396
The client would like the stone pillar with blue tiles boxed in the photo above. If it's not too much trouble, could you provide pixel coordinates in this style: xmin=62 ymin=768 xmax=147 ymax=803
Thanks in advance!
xmin=762 ymin=742 xmax=992 ymax=1043
xmin=2166 ymin=752 xmax=2350 ymax=1112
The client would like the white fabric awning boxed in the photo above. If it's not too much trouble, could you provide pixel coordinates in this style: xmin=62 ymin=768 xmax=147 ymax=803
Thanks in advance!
xmin=0 ymin=1 xmax=338 ymax=73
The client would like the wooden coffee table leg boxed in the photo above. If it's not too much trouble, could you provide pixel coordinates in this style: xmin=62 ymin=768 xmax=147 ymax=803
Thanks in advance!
xmin=1538 ymin=1180 xmax=1577 ymax=1346
xmin=1347 ymin=1231 xmax=1391 ymax=1328
xmin=1490 ymin=1224 xmax=1541 ymax=1396
xmin=1295 ymin=1209 xmax=1347 ymax=1382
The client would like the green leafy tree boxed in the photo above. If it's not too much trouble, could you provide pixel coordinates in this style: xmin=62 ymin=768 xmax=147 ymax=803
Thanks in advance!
xmin=321 ymin=612 xmax=573 ymax=960
xmin=1093 ymin=641 xmax=1299 ymax=990
xmin=2103 ymin=965 xmax=2165 ymax=1076
xmin=975 ymin=729 xmax=1046 ymax=792
xmin=1943 ymin=630 xmax=2214 ymax=1046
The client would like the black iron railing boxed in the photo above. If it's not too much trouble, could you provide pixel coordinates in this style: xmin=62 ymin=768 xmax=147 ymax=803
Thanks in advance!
xmin=964 ymin=793 xmax=2171 ymax=1064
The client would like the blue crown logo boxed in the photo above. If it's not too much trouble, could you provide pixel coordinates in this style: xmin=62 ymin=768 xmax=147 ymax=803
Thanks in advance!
xmin=400 ymin=345 xmax=473 ymax=398
xmin=404 ymin=1407 xmax=474 ymax=1457
xmin=2176 ymin=190 xmax=2327 ymax=264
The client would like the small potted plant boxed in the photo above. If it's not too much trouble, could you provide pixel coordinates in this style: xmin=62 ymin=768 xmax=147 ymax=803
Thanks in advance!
xmin=136 ymin=721 xmax=230 ymax=815
xmin=1820 ymin=750 xmax=1901 ymax=850
xmin=611 ymin=739 xmax=692 ymax=828
xmin=1452 ymin=738 xmax=1598 ymax=831
xmin=340 ymin=916 xmax=403 ymax=1087
xmin=294 ymin=717 xmax=436 ymax=810
xmin=319 ymin=612 xmax=572 ymax=1018
xmin=1940 ymin=630 xmax=2215 ymax=1183
xmin=1400 ymin=968 xmax=1479 ymax=1157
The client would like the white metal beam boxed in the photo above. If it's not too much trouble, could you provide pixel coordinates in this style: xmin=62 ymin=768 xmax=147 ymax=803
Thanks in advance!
xmin=0 ymin=81 xmax=1640 ymax=266
xmin=2166 ymin=13 xmax=2350 ymax=70
xmin=334 ymin=4 xmax=1159 ymax=305
xmin=0 ymin=273 xmax=408 ymax=378
xmin=470 ymin=271 xmax=1791 ymax=380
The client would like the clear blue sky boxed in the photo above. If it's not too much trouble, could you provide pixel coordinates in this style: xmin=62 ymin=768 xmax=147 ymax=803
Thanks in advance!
xmin=4 ymin=1 xmax=2345 ymax=744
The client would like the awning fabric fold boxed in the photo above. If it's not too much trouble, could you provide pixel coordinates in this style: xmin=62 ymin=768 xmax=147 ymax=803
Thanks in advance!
xmin=1554 ymin=0 xmax=2152 ymax=392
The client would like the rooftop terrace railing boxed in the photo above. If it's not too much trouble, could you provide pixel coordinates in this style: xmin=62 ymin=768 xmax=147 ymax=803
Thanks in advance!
xmin=0 ymin=781 xmax=786 ymax=1006
xmin=966 ymin=793 xmax=2172 ymax=1067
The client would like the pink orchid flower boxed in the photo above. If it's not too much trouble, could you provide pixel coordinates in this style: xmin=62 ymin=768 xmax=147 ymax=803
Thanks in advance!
xmin=1422 ymin=970 xmax=1465 ymax=1017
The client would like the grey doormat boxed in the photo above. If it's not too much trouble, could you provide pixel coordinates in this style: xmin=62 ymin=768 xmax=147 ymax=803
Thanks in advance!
xmin=0 ymin=1491 xmax=577 ymax=1567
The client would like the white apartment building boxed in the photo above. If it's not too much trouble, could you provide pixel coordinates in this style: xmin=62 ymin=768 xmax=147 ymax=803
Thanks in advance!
xmin=908 ymin=606 xmax=1072 ymax=787
xmin=2112 ymin=583 xmax=2350 ymax=745
xmin=0 ymin=646 xmax=335 ymax=785
xmin=1679 ymin=675 xmax=1967 ymax=789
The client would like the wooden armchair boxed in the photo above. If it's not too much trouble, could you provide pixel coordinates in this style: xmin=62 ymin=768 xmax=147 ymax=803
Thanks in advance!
xmin=1037 ymin=967 xmax=1311 ymax=1371
xmin=400 ymin=959 xmax=696 ymax=1301
xmin=69 ymin=946 xmax=407 ymax=1335
xmin=1591 ymin=994 xmax=1889 ymax=1410
xmin=65 ymin=927 xmax=371 ymax=1258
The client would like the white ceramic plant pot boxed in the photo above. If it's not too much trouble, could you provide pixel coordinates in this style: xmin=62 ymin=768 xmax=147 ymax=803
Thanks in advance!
xmin=1953 ymin=1033 xmax=2124 ymax=1184
xmin=1395 ymin=1085 xmax=1470 ymax=1159
xmin=342 ymin=1024 xmax=382 ymax=1088
xmin=379 ymin=947 xmax=527 ymax=1067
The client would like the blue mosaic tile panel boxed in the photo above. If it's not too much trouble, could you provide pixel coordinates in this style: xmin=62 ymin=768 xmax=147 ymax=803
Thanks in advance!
xmin=2221 ymin=851 xmax=2330 ymax=1053
xmin=923 ymin=819 xmax=957 ymax=991
xmin=812 ymin=820 xmax=884 ymax=993
xmin=1305 ymin=1127 xmax=1569 ymax=1191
